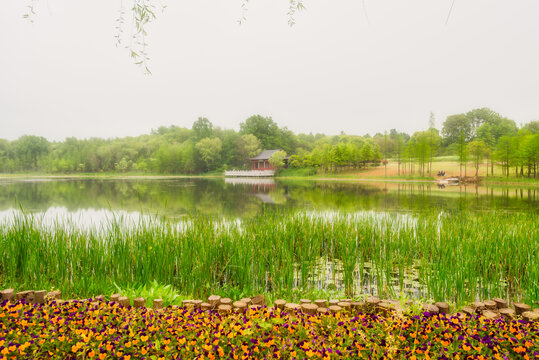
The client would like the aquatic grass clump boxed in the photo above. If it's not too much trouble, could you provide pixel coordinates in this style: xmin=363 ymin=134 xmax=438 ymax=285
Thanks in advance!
xmin=0 ymin=210 xmax=537 ymax=306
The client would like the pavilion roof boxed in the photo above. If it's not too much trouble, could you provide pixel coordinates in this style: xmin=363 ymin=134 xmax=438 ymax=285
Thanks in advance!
xmin=249 ymin=149 xmax=284 ymax=160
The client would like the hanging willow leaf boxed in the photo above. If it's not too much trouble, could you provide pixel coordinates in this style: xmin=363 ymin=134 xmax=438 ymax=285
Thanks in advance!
xmin=24 ymin=0 xmax=308 ymax=74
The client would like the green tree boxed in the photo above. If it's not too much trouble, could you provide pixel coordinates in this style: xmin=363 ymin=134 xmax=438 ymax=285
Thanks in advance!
xmin=115 ymin=157 xmax=131 ymax=172
xmin=0 ymin=139 xmax=14 ymax=172
xmin=467 ymin=108 xmax=518 ymax=142
xmin=195 ymin=137 xmax=222 ymax=171
xmin=427 ymin=115 xmax=441 ymax=175
xmin=410 ymin=131 xmax=430 ymax=176
xmin=240 ymin=115 xmax=281 ymax=150
xmin=518 ymin=133 xmax=538 ymax=177
xmin=495 ymin=136 xmax=515 ymax=177
xmin=192 ymin=117 xmax=214 ymax=141
xmin=269 ymin=150 xmax=287 ymax=172
xmin=392 ymin=133 xmax=405 ymax=176
xmin=457 ymin=133 xmax=468 ymax=178
xmin=467 ymin=140 xmax=488 ymax=177
xmin=442 ymin=114 xmax=473 ymax=145
xmin=235 ymin=134 xmax=261 ymax=166
xmin=12 ymin=135 xmax=50 ymax=171
xmin=520 ymin=121 xmax=539 ymax=134
xmin=475 ymin=122 xmax=496 ymax=176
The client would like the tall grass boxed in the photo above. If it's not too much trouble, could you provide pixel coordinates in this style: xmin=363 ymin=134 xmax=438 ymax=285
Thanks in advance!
xmin=0 ymin=210 xmax=537 ymax=306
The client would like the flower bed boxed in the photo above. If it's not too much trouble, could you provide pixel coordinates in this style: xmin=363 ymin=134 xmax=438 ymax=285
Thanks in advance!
xmin=1 ymin=299 xmax=538 ymax=359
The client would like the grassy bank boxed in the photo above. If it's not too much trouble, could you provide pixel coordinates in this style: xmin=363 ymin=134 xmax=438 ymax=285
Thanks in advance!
xmin=483 ymin=176 xmax=539 ymax=186
xmin=1 ymin=211 xmax=537 ymax=307
xmin=2 ymin=156 xmax=538 ymax=186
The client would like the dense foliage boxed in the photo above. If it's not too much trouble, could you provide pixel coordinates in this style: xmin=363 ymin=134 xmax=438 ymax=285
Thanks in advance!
xmin=1 ymin=109 xmax=538 ymax=177
xmin=1 ymin=299 xmax=538 ymax=359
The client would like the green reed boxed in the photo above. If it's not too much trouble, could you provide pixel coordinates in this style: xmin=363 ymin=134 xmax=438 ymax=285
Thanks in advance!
xmin=0 ymin=210 xmax=537 ymax=306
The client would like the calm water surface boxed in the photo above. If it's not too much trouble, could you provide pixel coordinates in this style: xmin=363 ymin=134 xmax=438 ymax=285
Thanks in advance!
xmin=0 ymin=177 xmax=537 ymax=222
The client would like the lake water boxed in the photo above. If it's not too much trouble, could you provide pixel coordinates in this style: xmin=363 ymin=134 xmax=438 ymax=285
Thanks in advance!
xmin=1 ymin=177 xmax=537 ymax=300
xmin=0 ymin=178 xmax=537 ymax=223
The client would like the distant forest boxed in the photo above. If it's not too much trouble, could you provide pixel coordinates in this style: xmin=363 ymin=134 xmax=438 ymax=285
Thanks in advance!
xmin=1 ymin=109 xmax=538 ymax=177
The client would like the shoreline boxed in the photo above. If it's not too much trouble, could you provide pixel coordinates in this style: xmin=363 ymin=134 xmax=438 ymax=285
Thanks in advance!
xmin=3 ymin=288 xmax=537 ymax=319
xmin=1 ymin=173 xmax=537 ymax=187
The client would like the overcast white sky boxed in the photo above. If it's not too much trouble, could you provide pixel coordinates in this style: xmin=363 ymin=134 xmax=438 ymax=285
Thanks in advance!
xmin=1 ymin=0 xmax=538 ymax=141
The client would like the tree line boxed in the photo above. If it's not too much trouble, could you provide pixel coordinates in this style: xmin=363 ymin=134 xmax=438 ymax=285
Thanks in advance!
xmin=1 ymin=109 xmax=537 ymax=177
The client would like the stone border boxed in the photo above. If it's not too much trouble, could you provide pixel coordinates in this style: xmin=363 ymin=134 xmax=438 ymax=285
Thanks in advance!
xmin=2 ymin=289 xmax=538 ymax=322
